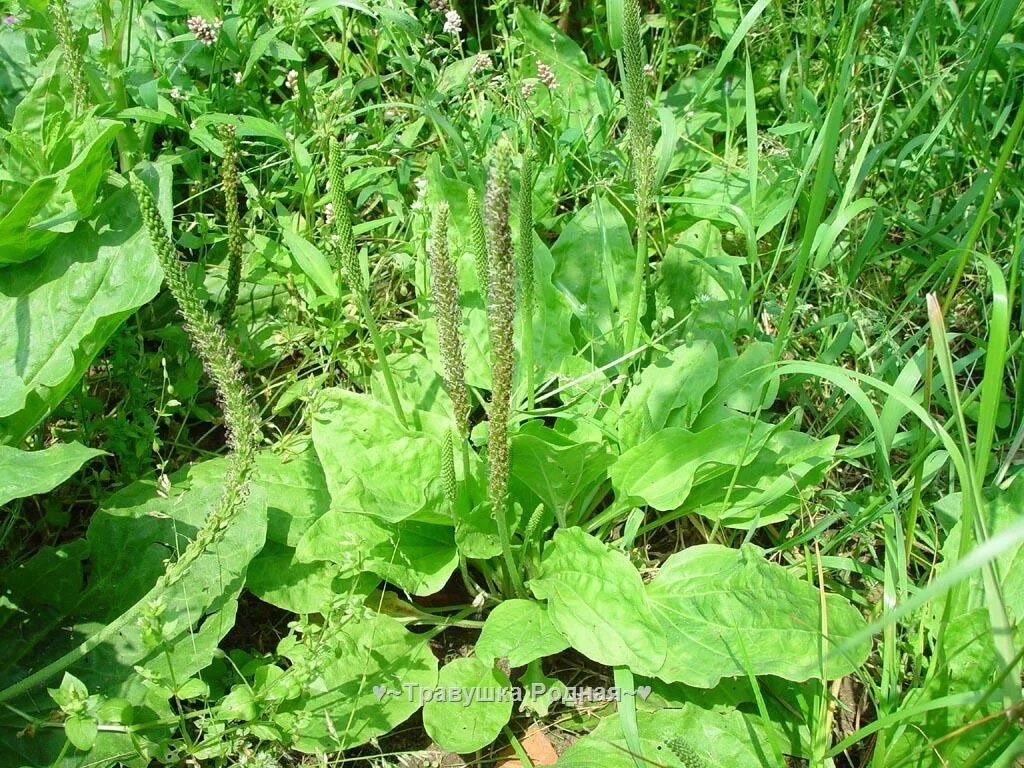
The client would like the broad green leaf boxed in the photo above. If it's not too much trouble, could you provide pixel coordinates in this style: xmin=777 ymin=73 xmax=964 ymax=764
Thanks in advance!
xmin=711 ymin=0 xmax=741 ymax=37
xmin=527 ymin=237 xmax=576 ymax=382
xmin=9 ymin=48 xmax=69 ymax=140
xmin=606 ymin=0 xmax=624 ymax=48
xmin=186 ymin=440 xmax=331 ymax=547
xmin=375 ymin=6 xmax=421 ymax=33
xmin=617 ymin=341 xmax=718 ymax=450
xmin=510 ymin=423 xmax=614 ymax=527
xmin=475 ymin=599 xmax=570 ymax=668
xmin=0 ymin=48 xmax=122 ymax=264
xmin=2 ymin=468 xmax=266 ymax=765
xmin=2 ymin=725 xmax=145 ymax=768
xmin=555 ymin=704 xmax=777 ymax=767
xmin=680 ymin=430 xmax=839 ymax=528
xmin=63 ymin=715 xmax=98 ymax=751
xmin=645 ymin=544 xmax=870 ymax=687
xmin=280 ymin=224 xmax=340 ymax=299
xmin=5 ymin=541 xmax=86 ymax=613
xmin=254 ymin=441 xmax=332 ymax=546
xmin=303 ymin=0 xmax=375 ymax=20
xmin=273 ymin=613 xmax=437 ymax=752
xmin=675 ymin=162 xmax=798 ymax=239
xmin=423 ymin=298 xmax=492 ymax=390
xmin=296 ymin=506 xmax=457 ymax=596
xmin=654 ymin=220 xmax=748 ymax=349
xmin=247 ymin=542 xmax=377 ymax=614
xmin=0 ymin=165 xmax=170 ymax=444
xmin=0 ymin=442 xmax=105 ymax=505
xmin=530 ymin=528 xmax=666 ymax=673
xmin=242 ymin=24 xmax=287 ymax=78
xmin=422 ymin=657 xmax=513 ymax=754
xmin=84 ymin=483 xmax=266 ymax=690
xmin=311 ymin=389 xmax=442 ymax=522
xmin=370 ymin=351 xmax=453 ymax=427
xmin=550 ymin=196 xmax=637 ymax=363
xmin=518 ymin=661 xmax=568 ymax=717
xmin=693 ymin=341 xmax=777 ymax=425
xmin=189 ymin=113 xmax=288 ymax=147
xmin=611 ymin=417 xmax=775 ymax=511
xmin=48 ymin=672 xmax=88 ymax=709
xmin=455 ymin=502 xmax=503 ymax=559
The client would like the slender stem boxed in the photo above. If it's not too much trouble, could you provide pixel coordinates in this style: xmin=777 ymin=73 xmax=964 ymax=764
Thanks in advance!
xmin=622 ymin=222 xmax=648 ymax=362
xmin=0 ymin=595 xmax=138 ymax=703
xmin=522 ymin=310 xmax=535 ymax=411
xmin=493 ymin=497 xmax=525 ymax=597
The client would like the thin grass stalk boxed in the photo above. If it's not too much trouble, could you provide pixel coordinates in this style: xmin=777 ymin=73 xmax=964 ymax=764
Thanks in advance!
xmin=941 ymin=101 xmax=1024 ymax=315
xmin=0 ymin=177 xmax=262 ymax=704
xmin=772 ymin=4 xmax=868 ymax=359
xmin=516 ymin=148 xmax=537 ymax=410
xmin=926 ymin=292 xmax=1019 ymax=709
xmin=219 ymin=125 xmax=243 ymax=325
xmin=328 ymin=138 xmax=407 ymax=427
xmin=484 ymin=142 xmax=524 ymax=597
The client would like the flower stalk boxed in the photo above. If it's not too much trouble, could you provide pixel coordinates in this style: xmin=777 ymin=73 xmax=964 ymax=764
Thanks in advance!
xmin=219 ymin=125 xmax=243 ymax=325
xmin=51 ymin=0 xmax=89 ymax=112
xmin=516 ymin=147 xmax=537 ymax=410
xmin=428 ymin=202 xmax=470 ymax=440
xmin=483 ymin=141 xmax=525 ymax=596
xmin=620 ymin=0 xmax=654 ymax=364
xmin=0 ymin=176 xmax=263 ymax=705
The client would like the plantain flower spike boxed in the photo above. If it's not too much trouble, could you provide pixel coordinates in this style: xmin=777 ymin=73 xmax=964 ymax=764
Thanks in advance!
xmin=130 ymin=174 xmax=261 ymax=585
xmin=219 ymin=124 xmax=243 ymax=324
xmin=467 ymin=187 xmax=490 ymax=302
xmin=516 ymin=147 xmax=536 ymax=313
xmin=622 ymin=0 xmax=654 ymax=227
xmin=328 ymin=137 xmax=363 ymax=291
xmin=51 ymin=0 xmax=89 ymax=112
xmin=484 ymin=139 xmax=516 ymax=515
xmin=428 ymin=202 xmax=471 ymax=439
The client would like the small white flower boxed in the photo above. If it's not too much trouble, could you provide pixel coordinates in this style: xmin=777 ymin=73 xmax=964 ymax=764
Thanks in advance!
xmin=233 ymin=71 xmax=243 ymax=85
xmin=187 ymin=15 xmax=221 ymax=45
xmin=411 ymin=176 xmax=428 ymax=211
xmin=169 ymin=86 xmax=184 ymax=101
xmin=442 ymin=9 xmax=462 ymax=35
xmin=472 ymin=53 xmax=493 ymax=73
xmin=285 ymin=69 xmax=299 ymax=96
xmin=536 ymin=61 xmax=558 ymax=89
xmin=520 ymin=80 xmax=536 ymax=98
xmin=324 ymin=203 xmax=335 ymax=226
xmin=643 ymin=62 xmax=655 ymax=78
